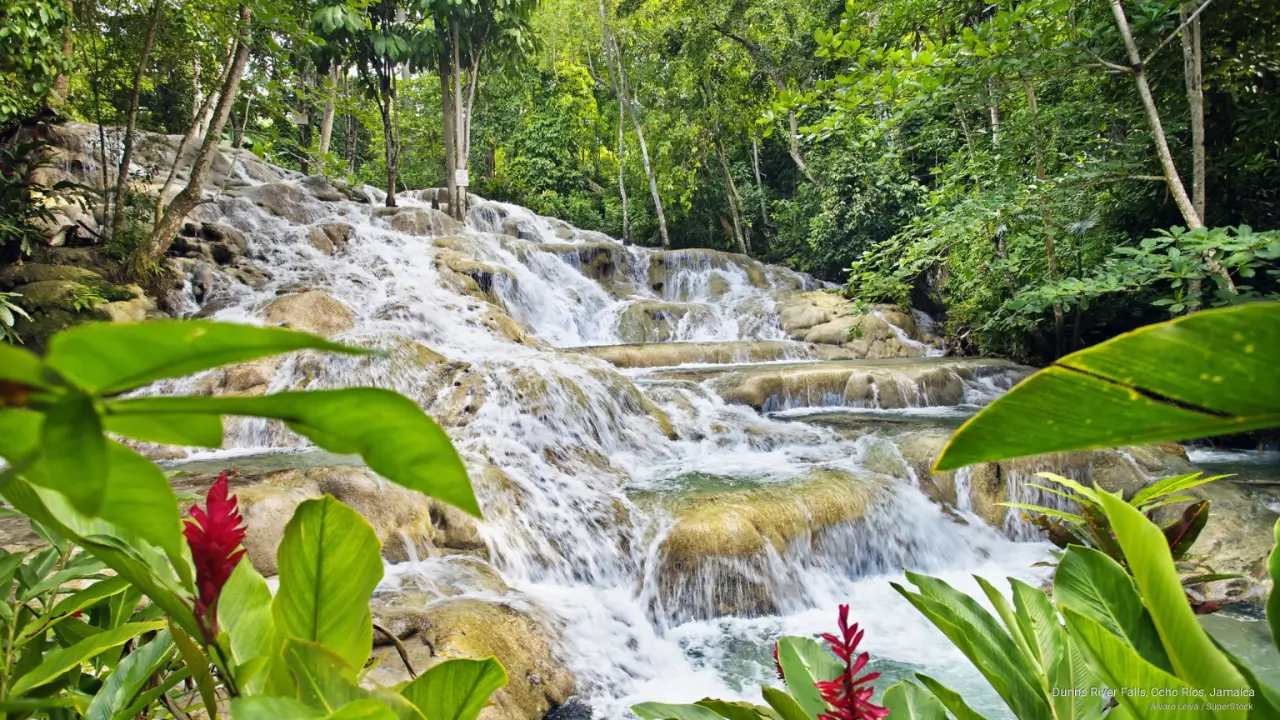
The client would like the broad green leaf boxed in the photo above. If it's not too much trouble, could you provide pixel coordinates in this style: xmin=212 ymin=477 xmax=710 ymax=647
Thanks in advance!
xmin=1211 ymin=637 xmax=1280 ymax=717
xmin=631 ymin=702 xmax=732 ymax=720
xmin=37 ymin=392 xmax=106 ymax=515
xmin=695 ymin=699 xmax=780 ymax=720
xmin=1268 ymin=518 xmax=1280 ymax=654
xmin=0 ymin=479 xmax=199 ymax=637
xmin=1131 ymin=473 xmax=1227 ymax=508
xmin=882 ymin=681 xmax=947 ymax=720
xmin=892 ymin=578 xmax=1051 ymax=720
xmin=974 ymin=577 xmax=1035 ymax=665
xmin=1096 ymin=492 xmax=1248 ymax=708
xmin=913 ymin=674 xmax=988 ymax=720
xmin=102 ymin=412 xmax=224 ymax=448
xmin=1163 ymin=500 xmax=1210 ymax=559
xmin=19 ymin=440 xmax=184 ymax=576
xmin=326 ymin=701 xmax=402 ymax=720
xmin=19 ymin=576 xmax=131 ymax=641
xmin=281 ymin=638 xmax=422 ymax=720
xmin=274 ymin=497 xmax=383 ymax=670
xmin=115 ymin=667 xmax=191 ymax=719
xmin=44 ymin=320 xmax=367 ymax=395
xmin=231 ymin=696 xmax=327 ymax=720
xmin=401 ymin=657 xmax=508 ymax=720
xmin=0 ymin=342 xmax=58 ymax=390
xmin=776 ymin=636 xmax=843 ymax=720
xmin=8 ymin=620 xmax=164 ymax=696
xmin=936 ymin=303 xmax=1280 ymax=469
xmin=220 ymin=560 xmax=276 ymax=681
xmin=105 ymin=389 xmax=479 ymax=516
xmin=172 ymin=623 xmax=219 ymax=719
xmin=759 ymin=686 xmax=809 ymax=720
xmin=1053 ymin=546 xmax=1171 ymax=672
xmin=85 ymin=629 xmax=175 ymax=720
xmin=1063 ymin=609 xmax=1213 ymax=720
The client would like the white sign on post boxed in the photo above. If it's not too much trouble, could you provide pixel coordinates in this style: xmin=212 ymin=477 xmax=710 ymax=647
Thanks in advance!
xmin=454 ymin=169 xmax=469 ymax=187
xmin=290 ymin=112 xmax=309 ymax=125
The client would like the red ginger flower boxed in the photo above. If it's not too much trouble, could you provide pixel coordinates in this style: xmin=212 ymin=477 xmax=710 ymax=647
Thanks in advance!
xmin=184 ymin=472 xmax=246 ymax=639
xmin=815 ymin=604 xmax=889 ymax=720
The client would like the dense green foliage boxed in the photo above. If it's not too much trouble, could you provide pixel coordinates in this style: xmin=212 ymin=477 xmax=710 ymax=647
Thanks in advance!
xmin=2 ymin=0 xmax=1278 ymax=358
xmin=0 ymin=321 xmax=503 ymax=716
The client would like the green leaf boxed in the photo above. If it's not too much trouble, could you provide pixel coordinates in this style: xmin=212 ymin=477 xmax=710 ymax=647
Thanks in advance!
xmin=401 ymin=657 xmax=508 ymax=720
xmin=936 ymin=303 xmax=1280 ymax=470
xmin=1162 ymin=500 xmax=1210 ymax=559
xmin=8 ymin=620 xmax=165 ymax=696
xmin=1130 ymin=473 xmax=1226 ymax=508
xmin=1053 ymin=546 xmax=1172 ymax=672
xmin=44 ymin=320 xmax=368 ymax=395
xmin=1095 ymin=492 xmax=1248 ymax=707
xmin=695 ymin=699 xmax=779 ymax=720
xmin=1268 ymin=518 xmax=1280 ymax=654
xmin=776 ymin=636 xmax=843 ymax=720
xmin=172 ymin=623 xmax=219 ymax=719
xmin=220 ymin=560 xmax=276 ymax=682
xmin=38 ymin=392 xmax=107 ymax=515
xmin=232 ymin=696 xmax=327 ymax=720
xmin=882 ymin=681 xmax=947 ymax=720
xmin=281 ymin=638 xmax=422 ymax=720
xmin=85 ymin=629 xmax=174 ymax=720
xmin=1063 ymin=609 xmax=1214 ymax=719
xmin=325 ymin=701 xmax=402 ymax=720
xmin=105 ymin=389 xmax=479 ymax=516
xmin=631 ymin=702 xmax=731 ymax=720
xmin=759 ymin=686 xmax=810 ymax=720
xmin=274 ymin=496 xmax=383 ymax=670
xmin=913 ymin=674 xmax=988 ymax=720
xmin=102 ymin=412 xmax=224 ymax=448
xmin=0 ymin=342 xmax=58 ymax=390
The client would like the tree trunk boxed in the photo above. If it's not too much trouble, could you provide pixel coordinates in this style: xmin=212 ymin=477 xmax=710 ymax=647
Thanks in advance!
xmin=715 ymin=138 xmax=748 ymax=254
xmin=750 ymin=136 xmax=769 ymax=233
xmin=451 ymin=24 xmax=468 ymax=220
xmin=380 ymin=68 xmax=399 ymax=207
xmin=191 ymin=56 xmax=202 ymax=124
xmin=129 ymin=5 xmax=250 ymax=280
xmin=440 ymin=41 xmax=458 ymax=218
xmin=156 ymin=45 xmax=231 ymax=224
xmin=784 ymin=110 xmax=817 ymax=185
xmin=110 ymin=0 xmax=164 ymax=240
xmin=598 ymin=0 xmax=668 ymax=248
xmin=318 ymin=66 xmax=337 ymax=159
xmin=1112 ymin=0 xmax=1234 ymax=295
xmin=1023 ymin=79 xmax=1063 ymax=356
xmin=987 ymin=79 xmax=1000 ymax=148
xmin=1180 ymin=0 xmax=1206 ymax=220
xmin=618 ymin=100 xmax=630 ymax=245
xmin=50 ymin=0 xmax=73 ymax=108
xmin=1110 ymin=0 xmax=1201 ymax=229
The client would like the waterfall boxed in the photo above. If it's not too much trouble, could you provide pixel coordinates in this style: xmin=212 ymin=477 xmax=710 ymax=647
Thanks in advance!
xmin=151 ymin=174 xmax=1060 ymax=719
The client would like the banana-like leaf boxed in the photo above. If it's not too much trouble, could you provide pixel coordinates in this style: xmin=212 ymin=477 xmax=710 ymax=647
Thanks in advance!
xmin=913 ymin=674 xmax=987 ymax=720
xmin=85 ymin=629 xmax=175 ymax=720
xmin=1096 ymin=492 xmax=1249 ymax=711
xmin=1053 ymin=545 xmax=1172 ymax=673
xmin=9 ymin=620 xmax=165 ymax=696
xmin=759 ymin=686 xmax=809 ymax=720
xmin=775 ymin=636 xmax=843 ymax=720
xmin=401 ymin=657 xmax=508 ymax=720
xmin=936 ymin=303 xmax=1280 ymax=469
xmin=631 ymin=702 xmax=736 ymax=720
xmin=274 ymin=497 xmax=383 ymax=672
xmin=219 ymin=560 xmax=276 ymax=692
xmin=881 ymin=681 xmax=947 ymax=720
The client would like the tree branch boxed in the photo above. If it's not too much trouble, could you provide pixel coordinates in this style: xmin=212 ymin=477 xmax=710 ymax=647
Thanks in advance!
xmin=1144 ymin=0 xmax=1214 ymax=67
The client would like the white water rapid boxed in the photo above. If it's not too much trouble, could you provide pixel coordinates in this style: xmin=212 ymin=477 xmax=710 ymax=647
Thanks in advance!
xmin=156 ymin=173 xmax=1058 ymax=719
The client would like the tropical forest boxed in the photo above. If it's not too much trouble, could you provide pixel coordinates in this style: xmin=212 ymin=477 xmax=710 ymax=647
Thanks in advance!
xmin=0 ymin=0 xmax=1279 ymax=716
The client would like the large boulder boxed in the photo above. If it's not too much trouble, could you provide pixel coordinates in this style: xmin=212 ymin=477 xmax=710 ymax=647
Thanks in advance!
xmin=654 ymin=470 xmax=885 ymax=619
xmin=365 ymin=597 xmax=576 ymax=720
xmin=615 ymin=301 xmax=713 ymax=343
xmin=3 ymin=265 xmax=140 ymax=351
xmin=375 ymin=206 xmax=463 ymax=237
xmin=779 ymin=292 xmax=926 ymax=358
xmin=263 ymin=291 xmax=355 ymax=337
xmin=242 ymin=182 xmax=327 ymax=225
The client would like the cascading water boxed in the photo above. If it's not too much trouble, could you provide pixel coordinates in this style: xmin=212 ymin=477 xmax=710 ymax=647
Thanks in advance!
xmin=155 ymin=174 xmax=1057 ymax=719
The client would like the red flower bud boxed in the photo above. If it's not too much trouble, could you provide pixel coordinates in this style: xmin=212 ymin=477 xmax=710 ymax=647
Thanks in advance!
xmin=184 ymin=472 xmax=246 ymax=639
xmin=815 ymin=604 xmax=888 ymax=720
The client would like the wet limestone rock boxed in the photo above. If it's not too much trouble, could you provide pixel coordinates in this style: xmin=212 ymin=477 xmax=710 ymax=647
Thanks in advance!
xmin=779 ymin=292 xmax=925 ymax=358
xmin=264 ymin=291 xmax=355 ymax=337
xmin=1 ymin=264 xmax=140 ymax=351
xmin=375 ymin=206 xmax=463 ymax=237
xmin=366 ymin=598 xmax=575 ymax=720
xmin=435 ymin=250 xmax=516 ymax=302
xmin=242 ymin=182 xmax=326 ymax=225
xmin=615 ymin=301 xmax=712 ymax=343
xmin=225 ymin=466 xmax=442 ymax=575
xmin=656 ymin=470 xmax=885 ymax=618
xmin=574 ymin=340 xmax=857 ymax=369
